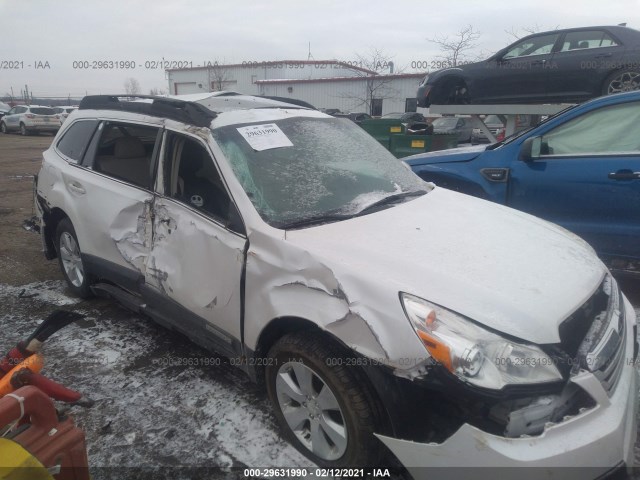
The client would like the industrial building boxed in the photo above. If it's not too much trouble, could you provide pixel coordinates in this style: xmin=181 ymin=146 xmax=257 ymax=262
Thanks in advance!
xmin=166 ymin=60 xmax=425 ymax=115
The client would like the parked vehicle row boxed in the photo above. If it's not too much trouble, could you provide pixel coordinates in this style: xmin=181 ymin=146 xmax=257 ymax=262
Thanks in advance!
xmin=468 ymin=114 xmax=537 ymax=144
xmin=431 ymin=116 xmax=473 ymax=142
xmin=418 ymin=25 xmax=640 ymax=107
xmin=34 ymin=92 xmax=638 ymax=477
xmin=0 ymin=105 xmax=76 ymax=135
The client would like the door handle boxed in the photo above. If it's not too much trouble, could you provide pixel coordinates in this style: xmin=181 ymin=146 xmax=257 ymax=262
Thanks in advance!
xmin=67 ymin=182 xmax=86 ymax=194
xmin=608 ymin=170 xmax=640 ymax=180
xmin=595 ymin=53 xmax=613 ymax=58
xmin=530 ymin=59 xmax=546 ymax=66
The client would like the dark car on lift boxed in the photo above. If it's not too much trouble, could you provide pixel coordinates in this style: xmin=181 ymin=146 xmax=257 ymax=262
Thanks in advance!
xmin=417 ymin=25 xmax=640 ymax=107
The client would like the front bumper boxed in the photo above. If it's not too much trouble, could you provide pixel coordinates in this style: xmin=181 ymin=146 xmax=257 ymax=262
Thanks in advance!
xmin=377 ymin=296 xmax=639 ymax=480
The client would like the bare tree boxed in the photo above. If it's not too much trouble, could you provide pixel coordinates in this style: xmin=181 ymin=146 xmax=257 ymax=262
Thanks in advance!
xmin=339 ymin=48 xmax=403 ymax=115
xmin=428 ymin=25 xmax=482 ymax=67
xmin=124 ymin=78 xmax=141 ymax=95
xmin=352 ymin=48 xmax=398 ymax=75
xmin=206 ymin=61 xmax=232 ymax=92
xmin=505 ymin=24 xmax=559 ymax=40
xmin=149 ymin=87 xmax=167 ymax=96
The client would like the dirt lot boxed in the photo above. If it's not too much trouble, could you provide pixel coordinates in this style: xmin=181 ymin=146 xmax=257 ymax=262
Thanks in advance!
xmin=0 ymin=134 xmax=61 ymax=285
xmin=1 ymin=133 xmax=639 ymax=478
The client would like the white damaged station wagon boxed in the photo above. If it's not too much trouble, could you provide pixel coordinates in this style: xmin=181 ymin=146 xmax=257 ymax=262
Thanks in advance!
xmin=35 ymin=93 xmax=638 ymax=479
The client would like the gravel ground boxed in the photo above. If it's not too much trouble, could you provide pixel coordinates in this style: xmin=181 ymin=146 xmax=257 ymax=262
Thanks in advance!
xmin=0 ymin=133 xmax=639 ymax=479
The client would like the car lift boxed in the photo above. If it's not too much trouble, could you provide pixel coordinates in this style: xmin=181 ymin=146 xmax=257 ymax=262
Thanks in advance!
xmin=428 ymin=103 xmax=575 ymax=143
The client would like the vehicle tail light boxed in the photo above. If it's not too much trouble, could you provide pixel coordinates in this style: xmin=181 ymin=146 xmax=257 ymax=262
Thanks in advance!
xmin=25 ymin=114 xmax=35 ymax=119
xmin=496 ymin=128 xmax=505 ymax=141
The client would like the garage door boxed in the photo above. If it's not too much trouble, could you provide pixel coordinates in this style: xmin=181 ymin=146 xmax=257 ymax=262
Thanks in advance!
xmin=174 ymin=82 xmax=200 ymax=95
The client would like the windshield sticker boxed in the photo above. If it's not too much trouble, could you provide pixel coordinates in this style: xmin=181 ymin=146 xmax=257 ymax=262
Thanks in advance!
xmin=237 ymin=124 xmax=293 ymax=151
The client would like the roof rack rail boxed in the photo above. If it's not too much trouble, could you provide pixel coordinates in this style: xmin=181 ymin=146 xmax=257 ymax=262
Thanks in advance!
xmin=259 ymin=95 xmax=316 ymax=110
xmin=78 ymin=95 xmax=217 ymax=127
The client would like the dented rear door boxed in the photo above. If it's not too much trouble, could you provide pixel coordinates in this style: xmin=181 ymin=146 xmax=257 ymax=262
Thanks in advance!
xmin=65 ymin=120 xmax=161 ymax=290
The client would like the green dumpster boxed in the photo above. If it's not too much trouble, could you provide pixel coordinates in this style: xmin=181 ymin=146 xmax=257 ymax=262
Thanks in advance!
xmin=389 ymin=134 xmax=458 ymax=158
xmin=359 ymin=119 xmax=405 ymax=149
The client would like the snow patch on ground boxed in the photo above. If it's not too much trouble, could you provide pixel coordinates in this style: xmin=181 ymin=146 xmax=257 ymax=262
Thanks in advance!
xmin=0 ymin=280 xmax=81 ymax=306
xmin=0 ymin=281 xmax=312 ymax=475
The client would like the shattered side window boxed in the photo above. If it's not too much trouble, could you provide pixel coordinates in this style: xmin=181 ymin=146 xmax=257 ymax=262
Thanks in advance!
xmin=56 ymin=120 xmax=99 ymax=163
xmin=212 ymin=116 xmax=428 ymax=227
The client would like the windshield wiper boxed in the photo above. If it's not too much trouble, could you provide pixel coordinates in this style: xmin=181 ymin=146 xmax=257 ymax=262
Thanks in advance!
xmin=276 ymin=212 xmax=355 ymax=230
xmin=275 ymin=190 xmax=427 ymax=229
xmin=355 ymin=190 xmax=427 ymax=216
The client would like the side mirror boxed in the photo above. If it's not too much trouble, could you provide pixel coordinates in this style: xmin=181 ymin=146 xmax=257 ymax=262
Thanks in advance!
xmin=519 ymin=136 xmax=542 ymax=162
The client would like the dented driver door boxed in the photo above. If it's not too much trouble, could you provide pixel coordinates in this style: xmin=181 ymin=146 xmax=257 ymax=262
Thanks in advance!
xmin=142 ymin=130 xmax=247 ymax=357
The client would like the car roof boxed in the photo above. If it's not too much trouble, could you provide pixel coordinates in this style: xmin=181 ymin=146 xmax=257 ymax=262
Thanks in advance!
xmin=516 ymin=25 xmax=640 ymax=43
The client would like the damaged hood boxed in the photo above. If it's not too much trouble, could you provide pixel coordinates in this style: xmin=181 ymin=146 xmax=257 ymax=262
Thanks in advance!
xmin=285 ymin=187 xmax=606 ymax=345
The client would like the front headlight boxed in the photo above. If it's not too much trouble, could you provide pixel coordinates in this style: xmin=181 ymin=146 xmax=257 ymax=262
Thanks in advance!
xmin=401 ymin=293 xmax=562 ymax=390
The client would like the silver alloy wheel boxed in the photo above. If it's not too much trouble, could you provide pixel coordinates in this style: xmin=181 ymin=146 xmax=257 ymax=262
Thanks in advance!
xmin=59 ymin=232 xmax=85 ymax=287
xmin=275 ymin=361 xmax=348 ymax=461
xmin=0 ymin=123 xmax=6 ymax=133
xmin=20 ymin=124 xmax=27 ymax=136
xmin=607 ymin=71 xmax=640 ymax=94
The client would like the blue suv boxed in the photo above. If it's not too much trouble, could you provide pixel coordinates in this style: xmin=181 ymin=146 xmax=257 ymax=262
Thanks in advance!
xmin=406 ymin=91 xmax=640 ymax=275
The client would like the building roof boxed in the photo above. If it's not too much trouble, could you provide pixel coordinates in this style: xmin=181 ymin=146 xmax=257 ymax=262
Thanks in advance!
xmin=254 ymin=73 xmax=426 ymax=85
xmin=167 ymin=59 xmax=379 ymax=75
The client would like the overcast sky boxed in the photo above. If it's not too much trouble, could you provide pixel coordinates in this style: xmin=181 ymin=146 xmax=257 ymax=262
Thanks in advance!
xmin=1 ymin=0 xmax=639 ymax=98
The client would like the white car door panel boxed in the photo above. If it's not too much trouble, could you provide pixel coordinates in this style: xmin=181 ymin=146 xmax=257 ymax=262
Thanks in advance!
xmin=145 ymin=198 xmax=246 ymax=350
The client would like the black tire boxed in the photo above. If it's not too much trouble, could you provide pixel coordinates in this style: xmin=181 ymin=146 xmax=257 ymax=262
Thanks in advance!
xmin=266 ymin=332 xmax=384 ymax=467
xmin=55 ymin=218 xmax=92 ymax=298
xmin=0 ymin=122 xmax=6 ymax=134
xmin=602 ymin=68 xmax=640 ymax=96
xmin=20 ymin=123 xmax=29 ymax=136
xmin=442 ymin=79 xmax=470 ymax=105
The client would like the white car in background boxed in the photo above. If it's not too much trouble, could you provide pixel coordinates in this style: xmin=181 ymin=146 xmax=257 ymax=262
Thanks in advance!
xmin=0 ymin=105 xmax=60 ymax=135
xmin=52 ymin=106 xmax=78 ymax=124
